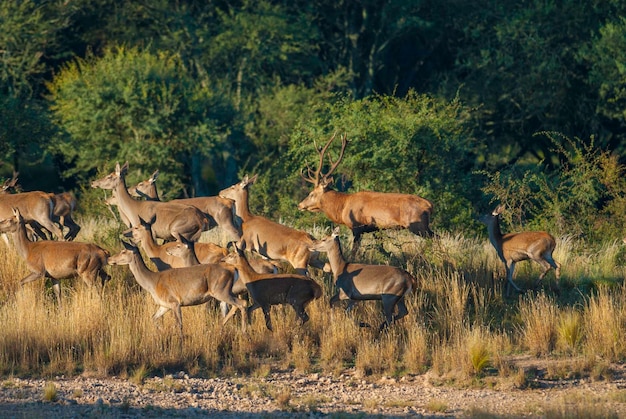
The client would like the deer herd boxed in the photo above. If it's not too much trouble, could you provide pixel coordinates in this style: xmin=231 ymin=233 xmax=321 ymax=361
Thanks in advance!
xmin=0 ymin=134 xmax=563 ymax=342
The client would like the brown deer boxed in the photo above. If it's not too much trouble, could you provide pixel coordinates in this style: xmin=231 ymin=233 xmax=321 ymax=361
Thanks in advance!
xmin=0 ymin=188 xmax=64 ymax=241
xmin=124 ymin=216 xmax=227 ymax=270
xmin=91 ymin=162 xmax=208 ymax=242
xmin=50 ymin=192 xmax=81 ymax=241
xmin=165 ymin=234 xmax=279 ymax=273
xmin=481 ymin=205 xmax=561 ymax=296
xmin=0 ymin=208 xmax=110 ymax=305
xmin=1 ymin=173 xmax=80 ymax=241
xmin=221 ymin=245 xmax=322 ymax=331
xmin=309 ymin=227 xmax=416 ymax=330
xmin=108 ymin=240 xmax=247 ymax=342
xmin=219 ymin=174 xmax=323 ymax=275
xmin=298 ymin=133 xmax=434 ymax=254
xmin=128 ymin=170 xmax=241 ymax=241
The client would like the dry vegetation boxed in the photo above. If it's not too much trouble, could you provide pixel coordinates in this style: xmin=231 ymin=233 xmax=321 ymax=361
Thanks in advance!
xmin=1 ymin=217 xmax=626 ymax=415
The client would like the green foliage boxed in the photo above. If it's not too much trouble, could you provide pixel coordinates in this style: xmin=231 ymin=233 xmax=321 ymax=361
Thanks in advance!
xmin=585 ymin=16 xmax=626 ymax=128
xmin=280 ymin=90 xmax=483 ymax=232
xmin=481 ymin=133 xmax=626 ymax=243
xmin=46 ymin=46 xmax=233 ymax=198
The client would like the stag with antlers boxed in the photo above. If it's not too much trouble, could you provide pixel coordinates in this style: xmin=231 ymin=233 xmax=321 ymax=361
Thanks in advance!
xmin=299 ymin=133 xmax=434 ymax=254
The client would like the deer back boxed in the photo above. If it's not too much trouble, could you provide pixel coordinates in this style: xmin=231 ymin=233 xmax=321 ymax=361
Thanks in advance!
xmin=501 ymin=231 xmax=557 ymax=263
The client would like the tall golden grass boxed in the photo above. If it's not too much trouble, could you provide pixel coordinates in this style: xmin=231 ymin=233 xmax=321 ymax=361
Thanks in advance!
xmin=1 ymin=220 xmax=626 ymax=384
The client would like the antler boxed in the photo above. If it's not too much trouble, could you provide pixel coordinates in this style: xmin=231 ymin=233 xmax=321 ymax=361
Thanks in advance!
xmin=300 ymin=132 xmax=348 ymax=186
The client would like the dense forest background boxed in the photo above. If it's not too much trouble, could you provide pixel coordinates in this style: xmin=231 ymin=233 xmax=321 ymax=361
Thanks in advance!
xmin=2 ymin=0 xmax=626 ymax=242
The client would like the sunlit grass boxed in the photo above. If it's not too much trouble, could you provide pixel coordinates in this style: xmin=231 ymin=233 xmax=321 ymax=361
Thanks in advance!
xmin=0 ymin=217 xmax=625 ymax=383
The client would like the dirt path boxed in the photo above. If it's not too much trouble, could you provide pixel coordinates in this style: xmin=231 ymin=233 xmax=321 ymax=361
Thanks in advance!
xmin=2 ymin=366 xmax=626 ymax=418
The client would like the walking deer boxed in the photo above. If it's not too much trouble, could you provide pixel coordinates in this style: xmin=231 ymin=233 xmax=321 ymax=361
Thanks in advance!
xmin=128 ymin=170 xmax=241 ymax=240
xmin=221 ymin=245 xmax=322 ymax=331
xmin=108 ymin=240 xmax=247 ymax=343
xmin=481 ymin=205 xmax=561 ymax=296
xmin=298 ymin=133 xmax=434 ymax=254
xmin=309 ymin=227 xmax=416 ymax=330
xmin=0 ymin=208 xmax=110 ymax=305
xmin=0 ymin=176 xmax=64 ymax=241
xmin=219 ymin=174 xmax=323 ymax=275
xmin=91 ymin=162 xmax=208 ymax=242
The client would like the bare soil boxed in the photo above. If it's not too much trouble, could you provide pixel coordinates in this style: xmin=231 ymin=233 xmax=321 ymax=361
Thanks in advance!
xmin=2 ymin=359 xmax=626 ymax=418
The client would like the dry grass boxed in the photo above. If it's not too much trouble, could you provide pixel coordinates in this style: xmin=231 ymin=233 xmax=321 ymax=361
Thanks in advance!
xmin=0 ymin=221 xmax=626 ymax=385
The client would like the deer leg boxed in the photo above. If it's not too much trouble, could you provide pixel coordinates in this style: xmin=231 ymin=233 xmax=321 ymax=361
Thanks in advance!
xmin=152 ymin=306 xmax=170 ymax=322
xmin=350 ymin=230 xmax=363 ymax=257
xmin=261 ymin=305 xmax=273 ymax=331
xmin=171 ymin=305 xmax=184 ymax=348
xmin=394 ymin=297 xmax=409 ymax=322
xmin=380 ymin=295 xmax=398 ymax=330
xmin=20 ymin=272 xmax=42 ymax=285
xmin=50 ymin=279 xmax=62 ymax=306
xmin=292 ymin=303 xmax=309 ymax=325
xmin=64 ymin=217 xmax=81 ymax=241
xmin=345 ymin=300 xmax=357 ymax=313
xmin=505 ymin=262 xmax=521 ymax=297
xmin=329 ymin=293 xmax=340 ymax=308
xmin=247 ymin=301 xmax=261 ymax=325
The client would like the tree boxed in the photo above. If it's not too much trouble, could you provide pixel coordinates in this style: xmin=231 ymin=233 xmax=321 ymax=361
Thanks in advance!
xmin=268 ymin=90 xmax=482 ymax=231
xmin=585 ymin=16 xmax=626 ymax=153
xmin=0 ymin=0 xmax=68 ymax=173
xmin=47 ymin=46 xmax=234 ymax=198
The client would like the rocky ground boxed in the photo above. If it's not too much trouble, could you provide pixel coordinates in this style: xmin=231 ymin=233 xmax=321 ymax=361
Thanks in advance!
xmin=2 ymin=363 xmax=626 ymax=418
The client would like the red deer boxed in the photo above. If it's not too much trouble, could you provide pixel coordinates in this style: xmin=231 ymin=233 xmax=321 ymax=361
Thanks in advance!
xmin=309 ymin=227 xmax=416 ymax=330
xmin=50 ymin=192 xmax=81 ymax=241
xmin=1 ymin=173 xmax=80 ymax=241
xmin=108 ymin=240 xmax=247 ymax=343
xmin=221 ymin=245 xmax=322 ymax=331
xmin=0 ymin=187 xmax=64 ymax=241
xmin=91 ymin=162 xmax=208 ymax=242
xmin=481 ymin=205 xmax=561 ymax=296
xmin=124 ymin=216 xmax=227 ymax=271
xmin=298 ymin=133 xmax=434 ymax=254
xmin=128 ymin=170 xmax=241 ymax=241
xmin=0 ymin=208 xmax=110 ymax=305
xmin=219 ymin=174 xmax=323 ymax=275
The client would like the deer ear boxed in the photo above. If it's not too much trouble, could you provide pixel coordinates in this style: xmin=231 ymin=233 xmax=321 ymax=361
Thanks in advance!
xmin=249 ymin=174 xmax=259 ymax=184
xmin=150 ymin=170 xmax=159 ymax=183
xmin=493 ymin=205 xmax=505 ymax=216
xmin=331 ymin=226 xmax=340 ymax=237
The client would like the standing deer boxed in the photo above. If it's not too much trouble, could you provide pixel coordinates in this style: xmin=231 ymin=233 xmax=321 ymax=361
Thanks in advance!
xmin=124 ymin=216 xmax=227 ymax=271
xmin=128 ymin=170 xmax=241 ymax=241
xmin=309 ymin=227 xmax=416 ymax=330
xmin=298 ymin=133 xmax=434 ymax=254
xmin=481 ymin=204 xmax=561 ymax=296
xmin=108 ymin=240 xmax=247 ymax=343
xmin=91 ymin=162 xmax=208 ymax=242
xmin=221 ymin=245 xmax=322 ymax=332
xmin=0 ymin=208 xmax=110 ymax=305
xmin=219 ymin=174 xmax=323 ymax=275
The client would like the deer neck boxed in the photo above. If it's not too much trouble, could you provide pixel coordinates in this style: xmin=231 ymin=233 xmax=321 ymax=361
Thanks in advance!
xmin=232 ymin=190 xmax=253 ymax=222
xmin=12 ymin=220 xmax=34 ymax=260
xmin=179 ymin=244 xmax=200 ymax=266
xmin=137 ymin=230 xmax=161 ymax=259
xmin=320 ymin=190 xmax=348 ymax=225
xmin=127 ymin=251 xmax=159 ymax=295
xmin=325 ymin=238 xmax=348 ymax=282
xmin=233 ymin=255 xmax=260 ymax=284
xmin=143 ymin=184 xmax=160 ymax=201
xmin=485 ymin=216 xmax=505 ymax=257
xmin=115 ymin=175 xmax=141 ymax=225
